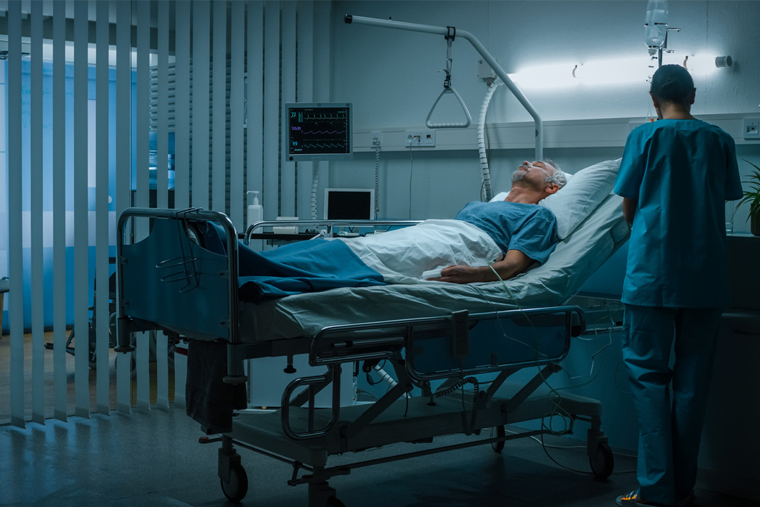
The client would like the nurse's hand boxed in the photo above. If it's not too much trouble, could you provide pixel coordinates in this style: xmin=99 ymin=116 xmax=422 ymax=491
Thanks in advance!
xmin=432 ymin=265 xmax=489 ymax=284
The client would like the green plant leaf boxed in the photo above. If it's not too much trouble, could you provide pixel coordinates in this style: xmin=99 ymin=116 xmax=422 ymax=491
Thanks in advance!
xmin=735 ymin=160 xmax=760 ymax=221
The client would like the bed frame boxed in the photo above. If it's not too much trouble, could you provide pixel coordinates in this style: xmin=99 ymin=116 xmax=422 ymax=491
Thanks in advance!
xmin=115 ymin=207 xmax=615 ymax=507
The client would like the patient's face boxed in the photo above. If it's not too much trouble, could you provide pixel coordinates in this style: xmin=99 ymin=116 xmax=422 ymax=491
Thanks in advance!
xmin=512 ymin=161 xmax=556 ymax=190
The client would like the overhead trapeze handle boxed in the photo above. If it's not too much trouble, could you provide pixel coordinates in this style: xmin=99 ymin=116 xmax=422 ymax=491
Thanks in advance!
xmin=426 ymin=25 xmax=471 ymax=129
xmin=425 ymin=85 xmax=472 ymax=129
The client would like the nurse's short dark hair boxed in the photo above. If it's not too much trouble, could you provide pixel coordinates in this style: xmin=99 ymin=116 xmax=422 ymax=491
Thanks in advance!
xmin=650 ymin=64 xmax=695 ymax=105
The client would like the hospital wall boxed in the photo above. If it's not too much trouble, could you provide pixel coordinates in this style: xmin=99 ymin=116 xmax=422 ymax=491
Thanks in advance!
xmin=329 ymin=0 xmax=760 ymax=297
xmin=334 ymin=0 xmax=760 ymax=454
xmin=328 ymin=0 xmax=760 ymax=229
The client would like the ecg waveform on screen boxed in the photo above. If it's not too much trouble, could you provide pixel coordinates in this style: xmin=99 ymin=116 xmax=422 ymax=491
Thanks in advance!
xmin=288 ymin=106 xmax=351 ymax=156
xmin=301 ymin=142 xmax=348 ymax=149
xmin=302 ymin=111 xmax=347 ymax=122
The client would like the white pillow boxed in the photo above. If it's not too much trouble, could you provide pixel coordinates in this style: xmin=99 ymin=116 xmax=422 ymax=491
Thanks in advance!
xmin=541 ymin=158 xmax=621 ymax=239
xmin=489 ymin=158 xmax=621 ymax=240
xmin=489 ymin=191 xmax=511 ymax=202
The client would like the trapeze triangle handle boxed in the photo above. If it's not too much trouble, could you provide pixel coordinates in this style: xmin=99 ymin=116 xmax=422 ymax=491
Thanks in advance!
xmin=425 ymin=85 xmax=472 ymax=129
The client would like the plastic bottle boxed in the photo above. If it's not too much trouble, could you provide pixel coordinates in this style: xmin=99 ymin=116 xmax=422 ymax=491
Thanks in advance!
xmin=644 ymin=0 xmax=668 ymax=54
xmin=247 ymin=191 xmax=263 ymax=230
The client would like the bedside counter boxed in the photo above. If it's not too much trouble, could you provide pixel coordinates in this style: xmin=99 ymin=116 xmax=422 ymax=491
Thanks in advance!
xmin=698 ymin=234 xmax=760 ymax=504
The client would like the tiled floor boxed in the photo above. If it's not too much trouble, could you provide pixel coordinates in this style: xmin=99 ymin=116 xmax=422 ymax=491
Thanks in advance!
xmin=0 ymin=405 xmax=755 ymax=507
xmin=0 ymin=332 xmax=173 ymax=424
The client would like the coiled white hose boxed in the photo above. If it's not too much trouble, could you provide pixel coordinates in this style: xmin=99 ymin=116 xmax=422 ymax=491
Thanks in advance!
xmin=310 ymin=165 xmax=319 ymax=220
xmin=477 ymin=79 xmax=503 ymax=201
xmin=373 ymin=364 xmax=411 ymax=398
xmin=373 ymin=364 xmax=397 ymax=388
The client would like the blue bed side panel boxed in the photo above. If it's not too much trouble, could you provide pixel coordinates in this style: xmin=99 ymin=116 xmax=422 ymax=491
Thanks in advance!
xmin=122 ymin=219 xmax=231 ymax=341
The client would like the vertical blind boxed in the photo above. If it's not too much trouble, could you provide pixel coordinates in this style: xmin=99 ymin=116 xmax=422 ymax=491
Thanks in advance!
xmin=4 ymin=0 xmax=329 ymax=428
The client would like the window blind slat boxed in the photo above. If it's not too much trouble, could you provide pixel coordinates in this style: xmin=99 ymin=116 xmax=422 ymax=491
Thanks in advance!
xmin=52 ymin=0 xmax=68 ymax=423
xmin=74 ymin=0 xmax=90 ymax=419
xmin=95 ymin=0 xmax=111 ymax=415
xmin=174 ymin=1 xmax=191 ymax=212
xmin=263 ymin=2 xmax=280 ymax=223
xmin=193 ymin=0 xmax=211 ymax=210
xmin=246 ymin=1 xmax=264 ymax=237
xmin=296 ymin=0 xmax=314 ymax=221
xmin=312 ymin=1 xmax=333 ymax=220
xmin=135 ymin=0 xmax=151 ymax=412
xmin=156 ymin=0 xmax=171 ymax=410
xmin=8 ymin=0 xmax=25 ymax=429
xmin=212 ymin=0 xmax=227 ymax=214
xmin=115 ymin=0 xmax=133 ymax=414
xmin=30 ymin=0 xmax=45 ymax=425
xmin=157 ymin=1 xmax=170 ymax=212
xmin=280 ymin=2 xmax=296 ymax=218
xmin=229 ymin=1 xmax=245 ymax=231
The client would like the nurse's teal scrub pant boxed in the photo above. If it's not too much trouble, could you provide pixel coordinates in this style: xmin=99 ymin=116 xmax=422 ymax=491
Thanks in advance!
xmin=622 ymin=305 xmax=723 ymax=506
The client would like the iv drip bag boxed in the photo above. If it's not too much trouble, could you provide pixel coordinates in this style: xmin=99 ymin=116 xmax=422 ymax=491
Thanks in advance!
xmin=644 ymin=0 xmax=668 ymax=54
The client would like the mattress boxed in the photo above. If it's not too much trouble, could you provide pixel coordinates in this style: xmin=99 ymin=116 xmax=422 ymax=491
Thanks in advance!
xmin=238 ymin=194 xmax=629 ymax=342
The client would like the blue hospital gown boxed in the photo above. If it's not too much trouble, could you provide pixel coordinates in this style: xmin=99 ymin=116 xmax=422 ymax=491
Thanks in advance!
xmin=455 ymin=201 xmax=558 ymax=264
xmin=614 ymin=119 xmax=743 ymax=308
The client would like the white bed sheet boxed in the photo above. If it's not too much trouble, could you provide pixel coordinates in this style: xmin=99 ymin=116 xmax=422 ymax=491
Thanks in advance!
xmin=339 ymin=219 xmax=502 ymax=284
xmin=238 ymin=194 xmax=629 ymax=342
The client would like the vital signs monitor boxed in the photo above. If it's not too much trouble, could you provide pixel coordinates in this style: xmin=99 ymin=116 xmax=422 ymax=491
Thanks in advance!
xmin=284 ymin=103 xmax=353 ymax=162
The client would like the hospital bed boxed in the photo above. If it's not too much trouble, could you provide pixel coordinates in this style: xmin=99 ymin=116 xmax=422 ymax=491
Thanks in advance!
xmin=115 ymin=160 xmax=628 ymax=506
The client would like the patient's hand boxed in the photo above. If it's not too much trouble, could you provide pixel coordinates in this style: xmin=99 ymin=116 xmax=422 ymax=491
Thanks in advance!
xmin=433 ymin=265 xmax=490 ymax=284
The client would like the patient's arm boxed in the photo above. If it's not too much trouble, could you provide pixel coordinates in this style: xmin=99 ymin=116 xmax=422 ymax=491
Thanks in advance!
xmin=434 ymin=250 xmax=533 ymax=284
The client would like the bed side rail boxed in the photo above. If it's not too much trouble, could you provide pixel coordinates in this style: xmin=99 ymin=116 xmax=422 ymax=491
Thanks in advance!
xmin=308 ymin=306 xmax=583 ymax=378
xmin=408 ymin=305 xmax=584 ymax=381
xmin=115 ymin=207 xmax=246 ymax=381
xmin=280 ymin=305 xmax=584 ymax=440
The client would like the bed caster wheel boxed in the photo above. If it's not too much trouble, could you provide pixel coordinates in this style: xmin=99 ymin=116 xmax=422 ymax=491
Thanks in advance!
xmin=491 ymin=425 xmax=506 ymax=453
xmin=326 ymin=497 xmax=346 ymax=507
xmin=589 ymin=441 xmax=614 ymax=480
xmin=220 ymin=462 xmax=249 ymax=503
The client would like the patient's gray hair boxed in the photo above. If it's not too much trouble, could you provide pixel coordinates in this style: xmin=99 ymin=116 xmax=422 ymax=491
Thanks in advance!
xmin=541 ymin=158 xmax=567 ymax=189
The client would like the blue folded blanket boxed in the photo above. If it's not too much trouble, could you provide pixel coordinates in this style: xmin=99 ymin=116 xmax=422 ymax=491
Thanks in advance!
xmin=199 ymin=223 xmax=385 ymax=302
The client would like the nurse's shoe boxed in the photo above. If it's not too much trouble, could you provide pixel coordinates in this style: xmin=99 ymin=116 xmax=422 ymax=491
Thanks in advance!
xmin=615 ymin=490 xmax=671 ymax=506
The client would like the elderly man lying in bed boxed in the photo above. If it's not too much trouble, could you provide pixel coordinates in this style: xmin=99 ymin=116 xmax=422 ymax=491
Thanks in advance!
xmin=203 ymin=160 xmax=566 ymax=301
xmin=349 ymin=159 xmax=566 ymax=285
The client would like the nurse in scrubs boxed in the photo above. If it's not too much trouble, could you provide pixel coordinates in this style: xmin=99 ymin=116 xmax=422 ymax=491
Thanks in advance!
xmin=613 ymin=65 xmax=743 ymax=507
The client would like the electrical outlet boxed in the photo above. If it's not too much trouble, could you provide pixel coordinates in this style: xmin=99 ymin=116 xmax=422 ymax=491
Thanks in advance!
xmin=744 ymin=118 xmax=760 ymax=139
xmin=370 ymin=131 xmax=382 ymax=146
xmin=404 ymin=130 xmax=436 ymax=147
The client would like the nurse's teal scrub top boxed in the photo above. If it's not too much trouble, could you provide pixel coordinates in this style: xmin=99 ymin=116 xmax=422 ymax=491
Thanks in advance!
xmin=614 ymin=119 xmax=743 ymax=308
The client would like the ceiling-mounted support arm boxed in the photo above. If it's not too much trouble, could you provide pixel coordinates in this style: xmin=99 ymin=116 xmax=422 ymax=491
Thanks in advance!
xmin=345 ymin=14 xmax=543 ymax=159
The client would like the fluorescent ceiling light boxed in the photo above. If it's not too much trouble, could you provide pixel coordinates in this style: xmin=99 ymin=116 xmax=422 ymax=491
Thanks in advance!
xmin=509 ymin=54 xmax=726 ymax=89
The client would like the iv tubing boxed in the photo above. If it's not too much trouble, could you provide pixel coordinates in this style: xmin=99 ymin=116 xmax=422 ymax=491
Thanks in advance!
xmin=478 ymin=79 xmax=503 ymax=201
xmin=345 ymin=14 xmax=544 ymax=160
xmin=374 ymin=139 xmax=381 ymax=218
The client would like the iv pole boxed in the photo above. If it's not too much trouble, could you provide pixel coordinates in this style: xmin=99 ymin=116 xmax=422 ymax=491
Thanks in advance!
xmin=345 ymin=14 xmax=544 ymax=160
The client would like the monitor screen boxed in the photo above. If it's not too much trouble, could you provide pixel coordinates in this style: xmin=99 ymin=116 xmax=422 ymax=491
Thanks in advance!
xmin=324 ymin=188 xmax=375 ymax=220
xmin=284 ymin=103 xmax=352 ymax=162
